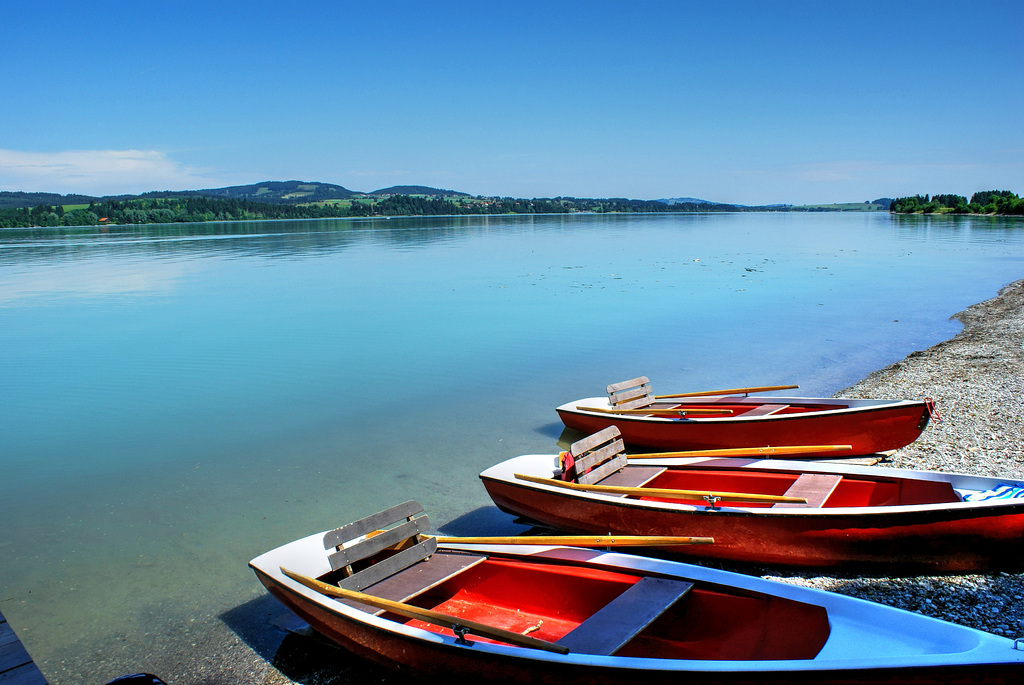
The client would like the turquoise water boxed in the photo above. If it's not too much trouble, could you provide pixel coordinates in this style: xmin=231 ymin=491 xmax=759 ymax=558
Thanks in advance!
xmin=1 ymin=212 xmax=1022 ymax=682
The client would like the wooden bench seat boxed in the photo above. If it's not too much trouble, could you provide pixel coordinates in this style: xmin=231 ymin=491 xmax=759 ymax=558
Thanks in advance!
xmin=336 ymin=551 xmax=487 ymax=614
xmin=557 ymin=577 xmax=694 ymax=655
xmin=772 ymin=473 xmax=842 ymax=508
xmin=596 ymin=465 xmax=667 ymax=491
xmin=741 ymin=404 xmax=790 ymax=417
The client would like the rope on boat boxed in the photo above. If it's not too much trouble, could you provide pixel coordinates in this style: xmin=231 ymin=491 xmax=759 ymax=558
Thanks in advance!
xmin=925 ymin=397 xmax=943 ymax=423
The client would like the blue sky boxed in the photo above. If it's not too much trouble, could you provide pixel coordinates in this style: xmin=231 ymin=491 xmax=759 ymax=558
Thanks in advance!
xmin=2 ymin=1 xmax=1021 ymax=205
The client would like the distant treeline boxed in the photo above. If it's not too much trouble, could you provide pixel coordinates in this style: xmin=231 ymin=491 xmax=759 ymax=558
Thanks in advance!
xmin=891 ymin=190 xmax=1023 ymax=215
xmin=0 ymin=196 xmax=351 ymax=228
xmin=360 ymin=195 xmax=757 ymax=217
xmin=0 ymin=194 xmax=775 ymax=228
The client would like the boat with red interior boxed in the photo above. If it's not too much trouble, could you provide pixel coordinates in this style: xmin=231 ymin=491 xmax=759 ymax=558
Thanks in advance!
xmin=556 ymin=377 xmax=934 ymax=456
xmin=250 ymin=501 xmax=1023 ymax=684
xmin=479 ymin=426 xmax=1024 ymax=573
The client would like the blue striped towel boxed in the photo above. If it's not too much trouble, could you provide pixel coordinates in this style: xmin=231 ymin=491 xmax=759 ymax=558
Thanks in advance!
xmin=962 ymin=484 xmax=1024 ymax=502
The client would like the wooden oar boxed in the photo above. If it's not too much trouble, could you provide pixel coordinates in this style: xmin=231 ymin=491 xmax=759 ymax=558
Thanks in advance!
xmin=514 ymin=473 xmax=807 ymax=504
xmin=626 ymin=444 xmax=853 ymax=459
xmin=433 ymin=534 xmax=713 ymax=547
xmin=281 ymin=567 xmax=570 ymax=654
xmin=576 ymin=406 xmax=733 ymax=416
xmin=654 ymin=384 xmax=799 ymax=399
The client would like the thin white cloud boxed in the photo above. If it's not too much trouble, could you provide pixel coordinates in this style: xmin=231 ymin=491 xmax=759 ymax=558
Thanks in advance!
xmin=0 ymin=148 xmax=223 ymax=195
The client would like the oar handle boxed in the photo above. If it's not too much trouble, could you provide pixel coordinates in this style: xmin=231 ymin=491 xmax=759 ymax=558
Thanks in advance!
xmin=434 ymin=535 xmax=713 ymax=546
xmin=654 ymin=384 xmax=799 ymax=399
xmin=627 ymin=444 xmax=853 ymax=459
xmin=577 ymin=406 xmax=733 ymax=416
xmin=281 ymin=567 xmax=569 ymax=654
xmin=514 ymin=473 xmax=807 ymax=504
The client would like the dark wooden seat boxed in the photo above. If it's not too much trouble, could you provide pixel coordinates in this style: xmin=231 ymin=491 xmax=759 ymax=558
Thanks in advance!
xmin=772 ymin=473 xmax=842 ymax=508
xmin=597 ymin=465 xmax=667 ymax=489
xmin=321 ymin=501 xmax=485 ymax=613
xmin=607 ymin=376 xmax=655 ymax=410
xmin=557 ymin=577 xmax=694 ymax=655
xmin=741 ymin=404 xmax=790 ymax=417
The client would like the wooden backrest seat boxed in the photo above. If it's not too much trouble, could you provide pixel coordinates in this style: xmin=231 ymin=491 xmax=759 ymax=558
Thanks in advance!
xmin=322 ymin=501 xmax=487 ymax=613
xmin=569 ymin=426 xmax=629 ymax=485
xmin=741 ymin=404 xmax=790 ymax=417
xmin=323 ymin=499 xmax=491 ymax=610
xmin=324 ymin=501 xmax=434 ymax=581
xmin=558 ymin=577 xmax=694 ymax=655
xmin=772 ymin=473 xmax=843 ymax=508
xmin=606 ymin=376 xmax=654 ymax=410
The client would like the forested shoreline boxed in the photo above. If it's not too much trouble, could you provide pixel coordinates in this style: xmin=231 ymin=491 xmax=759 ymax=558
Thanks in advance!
xmin=891 ymin=190 xmax=1023 ymax=215
xmin=1 ymin=188 xmax=1020 ymax=228
xmin=0 ymin=194 xmax=775 ymax=228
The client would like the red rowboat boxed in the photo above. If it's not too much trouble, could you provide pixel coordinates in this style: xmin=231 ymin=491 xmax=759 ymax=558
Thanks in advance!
xmin=479 ymin=427 xmax=1024 ymax=573
xmin=250 ymin=501 xmax=1023 ymax=683
xmin=556 ymin=377 xmax=933 ymax=456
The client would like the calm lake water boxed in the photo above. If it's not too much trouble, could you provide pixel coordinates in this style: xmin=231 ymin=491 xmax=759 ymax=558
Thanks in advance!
xmin=1 ymin=212 xmax=1023 ymax=682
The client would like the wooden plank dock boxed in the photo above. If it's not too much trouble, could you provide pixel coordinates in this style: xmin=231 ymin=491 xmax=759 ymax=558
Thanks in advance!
xmin=0 ymin=610 xmax=47 ymax=685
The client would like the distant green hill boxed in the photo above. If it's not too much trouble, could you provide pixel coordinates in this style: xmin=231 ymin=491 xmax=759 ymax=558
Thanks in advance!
xmin=0 ymin=181 xmax=479 ymax=209
xmin=0 ymin=190 xmax=101 ymax=209
xmin=370 ymin=185 xmax=468 ymax=197
xmin=183 ymin=180 xmax=360 ymax=204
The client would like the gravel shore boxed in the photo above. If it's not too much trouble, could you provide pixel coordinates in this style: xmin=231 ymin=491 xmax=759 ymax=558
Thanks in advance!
xmin=763 ymin=278 xmax=1024 ymax=639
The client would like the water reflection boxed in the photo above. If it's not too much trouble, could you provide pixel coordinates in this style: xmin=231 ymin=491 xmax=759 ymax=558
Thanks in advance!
xmin=0 ymin=212 xmax=753 ymax=266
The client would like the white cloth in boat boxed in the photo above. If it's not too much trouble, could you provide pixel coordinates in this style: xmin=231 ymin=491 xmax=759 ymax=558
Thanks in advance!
xmin=957 ymin=484 xmax=1024 ymax=502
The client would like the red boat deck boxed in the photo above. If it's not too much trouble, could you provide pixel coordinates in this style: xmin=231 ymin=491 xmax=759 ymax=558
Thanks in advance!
xmin=636 ymin=468 xmax=962 ymax=508
xmin=673 ymin=400 xmax=843 ymax=417
xmin=395 ymin=557 xmax=830 ymax=659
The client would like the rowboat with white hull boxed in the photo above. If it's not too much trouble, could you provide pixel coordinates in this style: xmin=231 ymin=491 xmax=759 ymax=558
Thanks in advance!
xmin=250 ymin=501 xmax=1024 ymax=683
xmin=556 ymin=377 xmax=934 ymax=456
xmin=479 ymin=427 xmax=1024 ymax=573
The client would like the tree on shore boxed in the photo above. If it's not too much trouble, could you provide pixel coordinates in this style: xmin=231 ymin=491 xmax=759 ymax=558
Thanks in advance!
xmin=891 ymin=190 xmax=1022 ymax=215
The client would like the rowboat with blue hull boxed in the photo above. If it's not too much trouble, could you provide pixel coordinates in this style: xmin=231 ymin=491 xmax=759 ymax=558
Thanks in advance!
xmin=250 ymin=501 xmax=1024 ymax=684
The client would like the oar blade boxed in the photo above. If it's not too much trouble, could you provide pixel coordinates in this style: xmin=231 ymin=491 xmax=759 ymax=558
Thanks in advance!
xmin=654 ymin=384 xmax=799 ymax=399
xmin=627 ymin=444 xmax=853 ymax=459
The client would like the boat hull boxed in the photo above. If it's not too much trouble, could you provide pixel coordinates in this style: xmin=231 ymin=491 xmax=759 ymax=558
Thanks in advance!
xmin=251 ymin=543 xmax=1024 ymax=684
xmin=556 ymin=397 xmax=929 ymax=455
xmin=480 ymin=458 xmax=1024 ymax=573
xmin=256 ymin=571 xmax=1020 ymax=684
